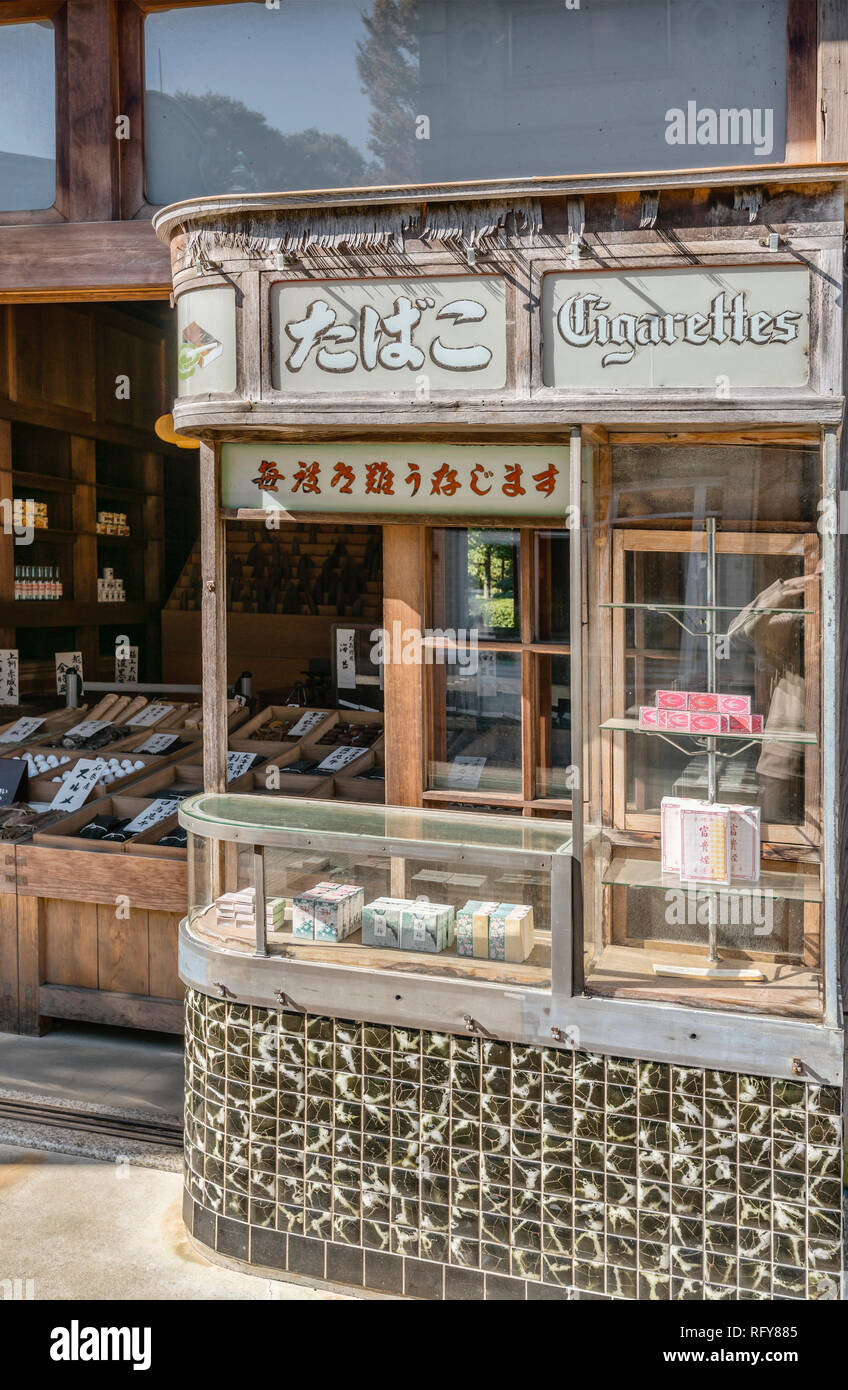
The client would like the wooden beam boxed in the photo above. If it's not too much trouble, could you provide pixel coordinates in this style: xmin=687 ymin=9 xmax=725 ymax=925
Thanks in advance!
xmin=37 ymin=982 xmax=183 ymax=1034
xmin=819 ymin=0 xmax=848 ymax=161
xmin=200 ymin=441 xmax=227 ymax=792
xmin=0 ymin=222 xmax=171 ymax=300
xmin=383 ymin=525 xmax=426 ymax=806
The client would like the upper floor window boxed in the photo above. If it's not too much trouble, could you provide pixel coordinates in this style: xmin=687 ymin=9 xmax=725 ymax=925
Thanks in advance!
xmin=144 ymin=0 xmax=789 ymax=206
xmin=0 ymin=20 xmax=56 ymax=212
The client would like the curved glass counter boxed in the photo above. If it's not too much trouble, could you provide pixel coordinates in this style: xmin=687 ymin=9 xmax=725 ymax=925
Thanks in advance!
xmin=180 ymin=793 xmax=572 ymax=989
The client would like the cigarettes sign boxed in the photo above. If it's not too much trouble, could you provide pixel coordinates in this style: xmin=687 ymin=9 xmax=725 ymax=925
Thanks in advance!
xmin=542 ymin=265 xmax=809 ymax=388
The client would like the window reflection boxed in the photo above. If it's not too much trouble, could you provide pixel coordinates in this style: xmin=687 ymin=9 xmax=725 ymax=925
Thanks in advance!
xmin=0 ymin=22 xmax=55 ymax=212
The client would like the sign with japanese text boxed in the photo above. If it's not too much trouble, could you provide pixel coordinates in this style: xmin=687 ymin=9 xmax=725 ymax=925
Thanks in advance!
xmin=123 ymin=797 xmax=181 ymax=835
xmin=135 ymin=732 xmax=180 ymax=754
xmin=542 ymin=265 xmax=809 ymax=388
xmin=55 ymin=651 xmax=83 ymax=696
xmin=49 ymin=759 xmax=102 ymax=813
xmin=129 ymin=704 xmax=174 ymax=728
xmin=0 ymin=650 xmax=19 ymax=706
xmin=115 ymin=644 xmax=139 ymax=684
xmin=221 ymin=443 xmax=568 ymax=517
xmin=271 ymin=277 xmax=506 ymax=392
xmin=0 ymin=716 xmax=44 ymax=744
xmin=227 ymin=751 xmax=258 ymax=781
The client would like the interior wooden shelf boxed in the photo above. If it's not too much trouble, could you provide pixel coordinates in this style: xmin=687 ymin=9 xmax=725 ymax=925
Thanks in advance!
xmin=602 ymin=853 xmax=821 ymax=903
xmin=584 ymin=943 xmax=822 ymax=1019
xmin=0 ymin=601 xmax=154 ymax=627
xmin=12 ymin=471 xmax=77 ymax=495
xmin=601 ymin=717 xmax=817 ymax=745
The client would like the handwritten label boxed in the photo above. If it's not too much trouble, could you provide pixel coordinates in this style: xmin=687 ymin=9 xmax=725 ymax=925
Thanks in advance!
xmin=227 ymin=751 xmax=258 ymax=781
xmin=49 ymin=759 xmax=103 ymax=812
xmin=135 ymin=732 xmax=179 ymax=754
xmin=64 ymin=720 xmax=111 ymax=740
xmin=123 ymin=797 xmax=181 ymax=834
xmin=315 ymin=746 xmax=363 ymax=773
xmin=55 ymin=651 xmax=83 ymax=696
xmin=0 ymin=650 xmax=19 ymax=706
xmin=129 ymin=703 xmax=174 ymax=728
xmin=336 ymin=629 xmax=357 ymax=691
xmin=115 ymin=644 xmax=139 ymax=684
xmin=287 ymin=710 xmax=327 ymax=738
xmin=0 ymin=716 xmax=45 ymax=744
xmin=446 ymin=755 xmax=487 ymax=790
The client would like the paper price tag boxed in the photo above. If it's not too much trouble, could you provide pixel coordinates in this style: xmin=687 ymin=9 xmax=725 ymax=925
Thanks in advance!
xmin=55 ymin=651 xmax=83 ymax=696
xmin=446 ymin=755 xmax=486 ymax=790
xmin=288 ymin=710 xmax=327 ymax=738
xmin=336 ymin=628 xmax=357 ymax=690
xmin=49 ymin=759 xmax=103 ymax=812
xmin=123 ymin=797 xmax=181 ymax=834
xmin=135 ymin=732 xmax=179 ymax=754
xmin=64 ymin=720 xmax=111 ymax=740
xmin=129 ymin=703 xmax=175 ymax=728
xmin=227 ymin=751 xmax=258 ymax=781
xmin=0 ymin=716 xmax=45 ymax=744
xmin=0 ymin=650 xmax=19 ymax=706
xmin=315 ymin=746 xmax=362 ymax=772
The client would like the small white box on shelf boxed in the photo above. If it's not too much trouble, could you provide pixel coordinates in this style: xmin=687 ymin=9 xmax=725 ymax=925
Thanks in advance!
xmin=679 ymin=804 xmax=731 ymax=886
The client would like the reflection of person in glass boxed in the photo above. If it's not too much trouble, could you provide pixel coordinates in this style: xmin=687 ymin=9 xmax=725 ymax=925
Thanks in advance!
xmin=726 ymin=562 xmax=821 ymax=824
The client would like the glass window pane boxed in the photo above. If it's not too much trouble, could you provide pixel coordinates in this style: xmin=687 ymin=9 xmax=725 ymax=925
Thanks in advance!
xmin=144 ymin=0 xmax=787 ymax=204
xmin=0 ymin=22 xmax=55 ymax=212
xmin=537 ymin=654 xmax=572 ymax=801
xmin=428 ymin=650 xmax=522 ymax=794
xmin=535 ymin=530 xmax=569 ymax=643
xmin=432 ymin=528 xmax=520 ymax=642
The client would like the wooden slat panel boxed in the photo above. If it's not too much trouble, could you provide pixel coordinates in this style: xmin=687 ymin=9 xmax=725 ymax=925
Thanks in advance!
xmin=11 ymin=306 xmax=95 ymax=416
xmin=819 ymin=0 xmax=848 ymax=161
xmin=148 ymin=910 xmax=182 ymax=1000
xmin=786 ymin=0 xmax=818 ymax=162
xmin=97 ymin=904 xmax=150 ymax=997
xmin=43 ymin=898 xmax=98 ymax=989
xmin=0 ymin=889 xmax=18 ymax=1033
xmin=37 ymin=983 xmax=183 ymax=1034
xmin=17 ymin=845 xmax=187 ymax=912
xmin=16 ymin=895 xmax=43 ymax=1034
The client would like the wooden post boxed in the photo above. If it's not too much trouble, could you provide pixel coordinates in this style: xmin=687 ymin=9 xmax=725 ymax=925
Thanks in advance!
xmin=383 ymin=525 xmax=427 ymax=807
xmin=199 ymin=442 xmax=227 ymax=794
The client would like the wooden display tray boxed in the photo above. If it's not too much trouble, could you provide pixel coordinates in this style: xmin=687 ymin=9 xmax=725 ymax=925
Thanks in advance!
xmin=247 ymin=768 xmax=335 ymax=799
xmin=335 ymin=749 xmax=386 ymax=803
xmin=230 ymin=704 xmax=337 ymax=756
xmin=32 ymin=795 xmax=163 ymax=854
xmin=26 ymin=752 xmax=167 ymax=806
xmin=307 ymin=708 xmax=384 ymax=753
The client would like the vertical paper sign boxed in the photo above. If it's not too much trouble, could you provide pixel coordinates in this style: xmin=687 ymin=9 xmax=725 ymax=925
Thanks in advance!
xmin=477 ymin=651 xmax=498 ymax=698
xmin=115 ymin=644 xmax=139 ymax=684
xmin=336 ymin=628 xmax=357 ymax=690
xmin=55 ymin=651 xmax=83 ymax=696
xmin=0 ymin=650 xmax=19 ymax=706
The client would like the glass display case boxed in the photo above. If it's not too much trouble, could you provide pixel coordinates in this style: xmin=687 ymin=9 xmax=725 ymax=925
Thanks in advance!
xmin=580 ymin=438 xmax=828 ymax=1020
xmin=182 ymin=794 xmax=571 ymax=990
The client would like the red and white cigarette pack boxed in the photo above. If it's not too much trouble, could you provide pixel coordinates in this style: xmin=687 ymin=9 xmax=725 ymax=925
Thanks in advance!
xmin=656 ymin=690 xmax=688 ymax=710
xmin=717 ymin=694 xmax=751 ymax=715
xmin=728 ymin=713 xmax=764 ymax=733
xmin=659 ymin=709 xmax=692 ymax=731
xmin=638 ymin=706 xmax=662 ymax=729
xmin=689 ymin=712 xmax=730 ymax=734
xmin=687 ymin=692 xmax=720 ymax=712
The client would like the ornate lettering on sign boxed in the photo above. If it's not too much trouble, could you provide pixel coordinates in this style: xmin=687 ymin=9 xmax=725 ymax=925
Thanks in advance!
xmin=272 ymin=278 xmax=507 ymax=392
xmin=222 ymin=443 xmax=569 ymax=517
xmin=542 ymin=266 xmax=810 ymax=389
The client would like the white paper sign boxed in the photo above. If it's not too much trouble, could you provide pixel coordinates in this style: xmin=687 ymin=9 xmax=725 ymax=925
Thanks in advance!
xmin=477 ymin=651 xmax=498 ymax=698
xmin=115 ymin=644 xmax=139 ymax=684
xmin=315 ymin=746 xmax=363 ymax=772
xmin=123 ymin=797 xmax=181 ymax=834
xmin=227 ymin=751 xmax=258 ymax=781
xmin=0 ymin=716 xmax=44 ymax=744
xmin=135 ymin=732 xmax=180 ymax=754
xmin=0 ymin=649 xmax=19 ymax=705
xmin=55 ymin=651 xmax=83 ymax=696
xmin=287 ymin=710 xmax=327 ymax=738
xmin=221 ymin=442 xmax=569 ymax=517
xmin=64 ymin=719 xmax=111 ymax=740
xmin=336 ymin=629 xmax=357 ymax=691
xmin=447 ymin=755 xmax=487 ymax=790
xmin=272 ymin=276 xmax=507 ymax=393
xmin=542 ymin=265 xmax=810 ymax=389
xmin=49 ymin=759 xmax=103 ymax=812
xmin=177 ymin=286 xmax=237 ymax=397
xmin=129 ymin=703 xmax=174 ymax=728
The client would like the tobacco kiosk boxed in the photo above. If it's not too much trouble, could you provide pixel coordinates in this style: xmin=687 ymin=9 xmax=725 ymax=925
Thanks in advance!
xmin=157 ymin=176 xmax=845 ymax=1301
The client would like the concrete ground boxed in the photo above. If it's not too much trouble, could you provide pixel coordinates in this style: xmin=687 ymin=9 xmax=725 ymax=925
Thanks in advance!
xmin=0 ymin=1142 xmax=353 ymax=1300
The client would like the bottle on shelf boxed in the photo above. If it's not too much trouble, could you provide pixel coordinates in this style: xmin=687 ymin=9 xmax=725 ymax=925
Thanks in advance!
xmin=14 ymin=564 xmax=62 ymax=600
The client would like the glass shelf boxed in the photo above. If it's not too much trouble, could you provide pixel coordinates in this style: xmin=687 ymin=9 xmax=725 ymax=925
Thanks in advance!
xmin=598 ymin=601 xmax=814 ymax=616
xmin=602 ymin=854 xmax=821 ymax=904
xmin=600 ymin=718 xmax=817 ymax=746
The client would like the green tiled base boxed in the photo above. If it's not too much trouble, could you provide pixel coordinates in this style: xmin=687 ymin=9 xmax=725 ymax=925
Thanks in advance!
xmin=183 ymin=988 xmax=843 ymax=1301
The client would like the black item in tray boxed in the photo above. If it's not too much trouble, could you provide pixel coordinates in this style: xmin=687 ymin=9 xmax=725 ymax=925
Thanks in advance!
xmin=356 ymin=767 xmax=385 ymax=781
xmin=78 ymin=814 xmax=123 ymax=841
xmin=158 ymin=827 xmax=187 ymax=848
xmin=281 ymin=759 xmax=319 ymax=775
xmin=101 ymin=818 xmax=134 ymax=843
